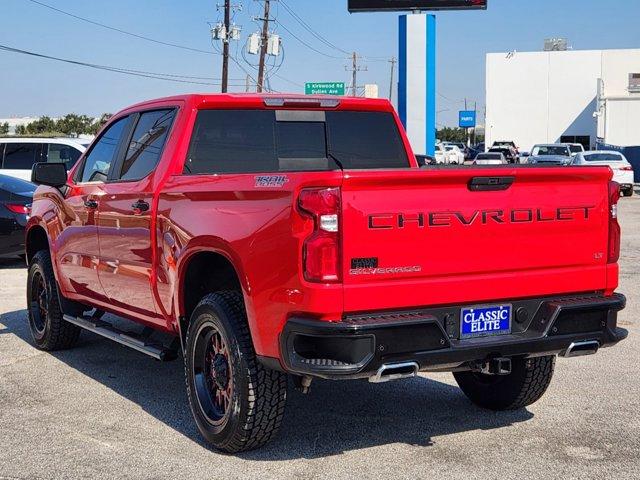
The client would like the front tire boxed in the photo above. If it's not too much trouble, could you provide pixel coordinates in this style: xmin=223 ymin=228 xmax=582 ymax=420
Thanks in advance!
xmin=184 ymin=291 xmax=287 ymax=453
xmin=453 ymin=356 xmax=555 ymax=410
xmin=26 ymin=250 xmax=81 ymax=350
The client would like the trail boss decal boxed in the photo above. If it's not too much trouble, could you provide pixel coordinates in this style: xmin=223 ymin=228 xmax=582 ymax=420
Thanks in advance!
xmin=255 ymin=175 xmax=290 ymax=188
xmin=368 ymin=206 xmax=595 ymax=229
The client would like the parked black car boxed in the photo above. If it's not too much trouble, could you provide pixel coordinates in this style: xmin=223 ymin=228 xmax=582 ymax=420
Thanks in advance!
xmin=488 ymin=146 xmax=519 ymax=164
xmin=416 ymin=154 xmax=437 ymax=167
xmin=0 ymin=174 xmax=35 ymax=258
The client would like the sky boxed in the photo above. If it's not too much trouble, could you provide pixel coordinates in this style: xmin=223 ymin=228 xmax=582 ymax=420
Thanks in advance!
xmin=1 ymin=0 xmax=640 ymax=127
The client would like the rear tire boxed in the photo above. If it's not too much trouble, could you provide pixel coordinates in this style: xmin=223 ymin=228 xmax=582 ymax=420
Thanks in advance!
xmin=26 ymin=250 xmax=81 ymax=350
xmin=184 ymin=291 xmax=287 ymax=453
xmin=453 ymin=356 xmax=555 ymax=410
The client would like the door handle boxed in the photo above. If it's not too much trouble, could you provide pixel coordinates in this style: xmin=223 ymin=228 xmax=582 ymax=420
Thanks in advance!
xmin=131 ymin=200 xmax=150 ymax=213
xmin=468 ymin=176 xmax=515 ymax=192
xmin=84 ymin=199 xmax=98 ymax=209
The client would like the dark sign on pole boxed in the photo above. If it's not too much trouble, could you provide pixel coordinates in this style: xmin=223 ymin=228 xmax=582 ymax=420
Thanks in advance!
xmin=348 ymin=0 xmax=487 ymax=12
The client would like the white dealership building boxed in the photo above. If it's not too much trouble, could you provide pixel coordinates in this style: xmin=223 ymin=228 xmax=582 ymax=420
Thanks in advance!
xmin=485 ymin=48 xmax=640 ymax=154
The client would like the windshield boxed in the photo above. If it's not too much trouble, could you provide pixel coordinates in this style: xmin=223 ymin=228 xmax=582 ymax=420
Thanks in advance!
xmin=478 ymin=153 xmax=501 ymax=160
xmin=583 ymin=153 xmax=624 ymax=162
xmin=532 ymin=146 xmax=570 ymax=156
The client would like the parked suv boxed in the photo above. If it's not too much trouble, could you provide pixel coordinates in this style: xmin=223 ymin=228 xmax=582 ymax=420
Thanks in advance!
xmin=0 ymin=138 xmax=89 ymax=181
xmin=25 ymin=94 xmax=627 ymax=453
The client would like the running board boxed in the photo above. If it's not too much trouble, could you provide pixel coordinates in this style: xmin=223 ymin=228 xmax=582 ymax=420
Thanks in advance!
xmin=63 ymin=314 xmax=178 ymax=361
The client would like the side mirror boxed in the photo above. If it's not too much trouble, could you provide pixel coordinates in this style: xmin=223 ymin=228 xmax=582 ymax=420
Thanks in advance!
xmin=32 ymin=162 xmax=68 ymax=188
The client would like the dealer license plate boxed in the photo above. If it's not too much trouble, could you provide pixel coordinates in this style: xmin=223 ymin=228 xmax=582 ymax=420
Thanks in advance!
xmin=460 ymin=304 xmax=512 ymax=339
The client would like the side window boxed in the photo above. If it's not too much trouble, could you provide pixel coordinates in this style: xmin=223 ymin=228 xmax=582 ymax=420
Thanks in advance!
xmin=185 ymin=110 xmax=277 ymax=174
xmin=79 ymin=117 xmax=128 ymax=183
xmin=46 ymin=144 xmax=82 ymax=170
xmin=118 ymin=109 xmax=175 ymax=181
xmin=2 ymin=143 xmax=41 ymax=169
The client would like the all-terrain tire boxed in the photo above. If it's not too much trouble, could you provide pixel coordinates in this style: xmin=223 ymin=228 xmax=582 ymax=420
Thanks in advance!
xmin=184 ymin=291 xmax=287 ymax=453
xmin=26 ymin=250 xmax=81 ymax=350
xmin=453 ymin=356 xmax=555 ymax=410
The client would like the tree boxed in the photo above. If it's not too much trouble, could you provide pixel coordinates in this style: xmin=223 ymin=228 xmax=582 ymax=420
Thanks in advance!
xmin=15 ymin=124 xmax=27 ymax=135
xmin=25 ymin=116 xmax=57 ymax=134
xmin=437 ymin=127 xmax=467 ymax=143
xmin=89 ymin=113 xmax=112 ymax=135
xmin=0 ymin=122 xmax=9 ymax=135
xmin=55 ymin=114 xmax=94 ymax=137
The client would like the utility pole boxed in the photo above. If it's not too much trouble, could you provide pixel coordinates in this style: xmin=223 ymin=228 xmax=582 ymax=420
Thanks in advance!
xmin=473 ymin=101 xmax=477 ymax=146
xmin=221 ymin=0 xmax=231 ymax=92
xmin=256 ymin=0 xmax=271 ymax=93
xmin=212 ymin=2 xmax=241 ymax=93
xmin=345 ymin=52 xmax=366 ymax=97
xmin=388 ymin=57 xmax=397 ymax=102
xmin=351 ymin=52 xmax=358 ymax=97
xmin=463 ymin=98 xmax=468 ymax=147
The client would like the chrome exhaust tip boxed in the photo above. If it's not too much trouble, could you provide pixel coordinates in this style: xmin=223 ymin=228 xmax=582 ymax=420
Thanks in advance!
xmin=562 ymin=340 xmax=600 ymax=358
xmin=369 ymin=361 xmax=419 ymax=383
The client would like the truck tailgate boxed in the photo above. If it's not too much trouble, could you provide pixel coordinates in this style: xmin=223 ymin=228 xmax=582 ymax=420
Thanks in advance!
xmin=341 ymin=167 xmax=613 ymax=312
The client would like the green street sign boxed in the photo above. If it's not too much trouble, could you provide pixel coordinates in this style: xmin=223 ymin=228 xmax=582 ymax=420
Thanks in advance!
xmin=305 ymin=82 xmax=346 ymax=96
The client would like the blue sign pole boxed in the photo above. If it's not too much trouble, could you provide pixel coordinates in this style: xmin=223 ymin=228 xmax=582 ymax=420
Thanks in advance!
xmin=398 ymin=14 xmax=436 ymax=156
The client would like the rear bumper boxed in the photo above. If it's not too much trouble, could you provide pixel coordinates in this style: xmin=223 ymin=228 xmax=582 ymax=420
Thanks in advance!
xmin=279 ymin=293 xmax=627 ymax=380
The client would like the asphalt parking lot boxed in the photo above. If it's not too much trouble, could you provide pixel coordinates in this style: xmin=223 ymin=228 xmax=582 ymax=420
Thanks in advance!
xmin=1 ymin=194 xmax=639 ymax=480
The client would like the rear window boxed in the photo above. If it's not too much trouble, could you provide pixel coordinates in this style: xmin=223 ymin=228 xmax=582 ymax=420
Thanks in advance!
xmin=568 ymin=145 xmax=583 ymax=154
xmin=184 ymin=109 xmax=409 ymax=174
xmin=0 ymin=175 xmax=36 ymax=195
xmin=478 ymin=153 xmax=501 ymax=160
xmin=583 ymin=153 xmax=624 ymax=162
xmin=532 ymin=146 xmax=570 ymax=156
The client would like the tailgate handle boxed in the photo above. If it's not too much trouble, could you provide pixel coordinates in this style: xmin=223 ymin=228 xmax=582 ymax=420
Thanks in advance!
xmin=468 ymin=176 xmax=515 ymax=192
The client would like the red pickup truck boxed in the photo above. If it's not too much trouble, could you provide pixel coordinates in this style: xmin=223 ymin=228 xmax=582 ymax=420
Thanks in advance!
xmin=25 ymin=94 xmax=627 ymax=453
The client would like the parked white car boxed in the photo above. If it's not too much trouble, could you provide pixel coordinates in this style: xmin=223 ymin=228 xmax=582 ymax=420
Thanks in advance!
xmin=0 ymin=137 xmax=89 ymax=181
xmin=572 ymin=151 xmax=635 ymax=196
xmin=444 ymin=145 xmax=465 ymax=164
xmin=474 ymin=152 xmax=508 ymax=165
xmin=434 ymin=144 xmax=447 ymax=164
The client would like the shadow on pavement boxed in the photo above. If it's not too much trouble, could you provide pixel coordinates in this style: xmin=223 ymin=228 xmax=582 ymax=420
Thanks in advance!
xmin=1 ymin=308 xmax=533 ymax=459
xmin=0 ymin=257 xmax=26 ymax=270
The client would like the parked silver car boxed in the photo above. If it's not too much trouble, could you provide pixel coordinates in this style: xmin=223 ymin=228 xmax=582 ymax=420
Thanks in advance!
xmin=528 ymin=144 xmax=572 ymax=165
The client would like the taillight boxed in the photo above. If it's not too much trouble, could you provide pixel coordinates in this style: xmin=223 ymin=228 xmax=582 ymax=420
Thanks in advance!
xmin=608 ymin=181 xmax=621 ymax=264
xmin=298 ymin=187 xmax=341 ymax=283
xmin=620 ymin=166 xmax=634 ymax=171
xmin=5 ymin=203 xmax=30 ymax=215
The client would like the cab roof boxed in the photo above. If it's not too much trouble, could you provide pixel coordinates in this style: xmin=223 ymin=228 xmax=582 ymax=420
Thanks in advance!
xmin=119 ymin=93 xmax=394 ymax=115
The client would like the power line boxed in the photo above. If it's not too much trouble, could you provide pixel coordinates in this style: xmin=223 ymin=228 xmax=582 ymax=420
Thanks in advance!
xmin=279 ymin=0 xmax=391 ymax=63
xmin=25 ymin=0 xmax=299 ymax=92
xmin=279 ymin=0 xmax=350 ymax=56
xmin=274 ymin=20 xmax=344 ymax=60
xmin=0 ymin=44 xmax=246 ymax=86
xmin=25 ymin=0 xmax=216 ymax=55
